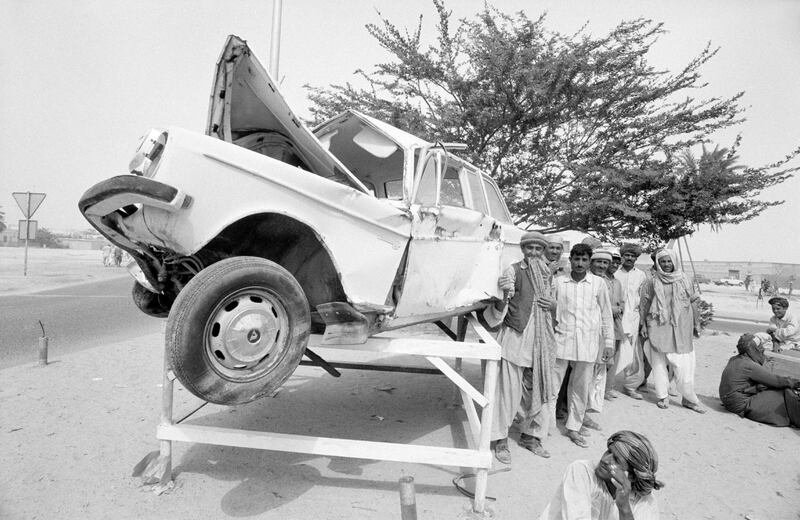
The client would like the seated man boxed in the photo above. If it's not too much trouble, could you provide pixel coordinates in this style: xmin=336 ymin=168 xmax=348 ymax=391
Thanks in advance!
xmin=719 ymin=333 xmax=800 ymax=427
xmin=538 ymin=430 xmax=662 ymax=520
xmin=766 ymin=297 xmax=800 ymax=351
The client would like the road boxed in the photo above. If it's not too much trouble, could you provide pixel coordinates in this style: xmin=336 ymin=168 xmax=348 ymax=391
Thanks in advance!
xmin=706 ymin=316 xmax=771 ymax=336
xmin=0 ymin=276 xmax=775 ymax=370
xmin=0 ymin=277 xmax=163 ymax=369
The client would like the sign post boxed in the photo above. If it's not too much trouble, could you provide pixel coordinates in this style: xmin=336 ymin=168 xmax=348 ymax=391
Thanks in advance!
xmin=12 ymin=191 xmax=46 ymax=276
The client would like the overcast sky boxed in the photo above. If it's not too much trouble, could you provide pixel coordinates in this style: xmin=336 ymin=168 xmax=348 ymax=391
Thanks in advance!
xmin=2 ymin=0 xmax=798 ymax=263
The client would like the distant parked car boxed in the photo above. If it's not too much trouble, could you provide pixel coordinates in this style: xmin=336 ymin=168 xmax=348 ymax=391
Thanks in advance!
xmin=694 ymin=274 xmax=711 ymax=284
xmin=719 ymin=278 xmax=744 ymax=287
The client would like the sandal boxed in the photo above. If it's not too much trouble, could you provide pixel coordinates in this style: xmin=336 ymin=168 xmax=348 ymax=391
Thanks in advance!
xmin=656 ymin=398 xmax=669 ymax=409
xmin=682 ymin=400 xmax=707 ymax=414
xmin=567 ymin=430 xmax=589 ymax=448
xmin=582 ymin=417 xmax=603 ymax=431
xmin=519 ymin=434 xmax=551 ymax=458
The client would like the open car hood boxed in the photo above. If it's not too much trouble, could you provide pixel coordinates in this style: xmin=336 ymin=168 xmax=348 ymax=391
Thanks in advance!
xmin=206 ymin=35 xmax=369 ymax=193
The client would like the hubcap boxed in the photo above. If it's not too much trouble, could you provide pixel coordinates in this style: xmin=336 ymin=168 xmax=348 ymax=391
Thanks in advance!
xmin=205 ymin=287 xmax=290 ymax=379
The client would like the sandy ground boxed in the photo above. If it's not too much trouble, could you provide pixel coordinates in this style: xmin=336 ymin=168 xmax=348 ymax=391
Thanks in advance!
xmin=2 ymin=251 xmax=799 ymax=519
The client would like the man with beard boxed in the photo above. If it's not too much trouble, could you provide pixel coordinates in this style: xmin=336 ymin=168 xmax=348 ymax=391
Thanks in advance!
xmin=485 ymin=231 xmax=558 ymax=463
xmin=640 ymin=249 xmax=705 ymax=413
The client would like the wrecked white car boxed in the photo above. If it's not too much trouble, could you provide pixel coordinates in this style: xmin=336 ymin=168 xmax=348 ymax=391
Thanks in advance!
xmin=79 ymin=35 xmax=523 ymax=405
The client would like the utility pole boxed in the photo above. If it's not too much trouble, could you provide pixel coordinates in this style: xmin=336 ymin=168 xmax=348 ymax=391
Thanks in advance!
xmin=270 ymin=0 xmax=283 ymax=79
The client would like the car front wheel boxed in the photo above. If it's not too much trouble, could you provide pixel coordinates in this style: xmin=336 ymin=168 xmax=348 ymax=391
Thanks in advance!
xmin=165 ymin=256 xmax=311 ymax=405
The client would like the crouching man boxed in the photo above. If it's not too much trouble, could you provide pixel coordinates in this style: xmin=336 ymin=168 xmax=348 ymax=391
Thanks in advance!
xmin=485 ymin=231 xmax=558 ymax=464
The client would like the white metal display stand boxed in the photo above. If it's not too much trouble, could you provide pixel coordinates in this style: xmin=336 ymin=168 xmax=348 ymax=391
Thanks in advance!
xmin=142 ymin=312 xmax=500 ymax=513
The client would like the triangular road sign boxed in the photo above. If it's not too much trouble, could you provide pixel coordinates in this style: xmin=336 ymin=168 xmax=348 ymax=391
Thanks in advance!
xmin=12 ymin=192 xmax=46 ymax=218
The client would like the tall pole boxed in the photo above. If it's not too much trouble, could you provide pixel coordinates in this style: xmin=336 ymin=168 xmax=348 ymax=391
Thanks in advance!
xmin=683 ymin=236 xmax=702 ymax=295
xmin=23 ymin=192 xmax=30 ymax=277
xmin=270 ymin=0 xmax=283 ymax=80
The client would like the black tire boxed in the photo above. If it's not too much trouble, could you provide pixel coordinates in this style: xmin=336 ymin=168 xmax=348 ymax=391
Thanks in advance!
xmin=131 ymin=281 xmax=171 ymax=318
xmin=165 ymin=256 xmax=311 ymax=405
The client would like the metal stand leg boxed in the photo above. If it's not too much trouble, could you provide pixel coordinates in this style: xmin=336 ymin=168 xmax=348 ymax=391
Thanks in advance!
xmin=140 ymin=348 xmax=175 ymax=488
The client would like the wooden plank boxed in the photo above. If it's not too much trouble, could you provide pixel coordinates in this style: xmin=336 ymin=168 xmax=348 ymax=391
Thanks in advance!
xmin=309 ymin=334 xmax=500 ymax=360
xmin=460 ymin=389 xmax=481 ymax=448
xmin=466 ymin=313 xmax=501 ymax=350
xmin=158 ymin=424 xmax=492 ymax=468
xmin=426 ymin=356 xmax=488 ymax=408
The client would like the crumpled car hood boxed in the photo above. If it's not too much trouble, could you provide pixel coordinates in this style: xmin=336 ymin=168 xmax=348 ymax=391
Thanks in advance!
xmin=206 ymin=34 xmax=369 ymax=193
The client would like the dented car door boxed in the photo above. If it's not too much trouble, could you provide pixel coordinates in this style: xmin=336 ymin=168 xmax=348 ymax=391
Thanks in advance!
xmin=393 ymin=148 xmax=508 ymax=319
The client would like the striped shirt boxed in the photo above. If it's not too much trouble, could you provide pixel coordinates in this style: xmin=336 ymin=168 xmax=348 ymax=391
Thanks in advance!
xmin=553 ymin=272 xmax=614 ymax=362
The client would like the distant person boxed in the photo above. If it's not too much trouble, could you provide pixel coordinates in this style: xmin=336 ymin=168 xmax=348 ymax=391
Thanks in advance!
xmin=766 ymin=297 xmax=800 ymax=351
xmin=102 ymin=244 xmax=112 ymax=266
xmin=538 ymin=430 xmax=662 ymax=520
xmin=113 ymin=246 xmax=123 ymax=267
xmin=719 ymin=333 xmax=800 ymax=427
xmin=789 ymin=280 xmax=794 ymax=297
xmin=639 ymin=249 xmax=705 ymax=413
xmin=744 ymin=274 xmax=752 ymax=292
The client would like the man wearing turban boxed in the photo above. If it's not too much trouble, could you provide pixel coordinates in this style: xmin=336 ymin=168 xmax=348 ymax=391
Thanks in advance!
xmin=719 ymin=333 xmax=800 ymax=427
xmin=766 ymin=297 xmax=800 ymax=351
xmin=538 ymin=430 xmax=662 ymax=519
xmin=484 ymin=231 xmax=558 ymax=463
xmin=613 ymin=243 xmax=649 ymax=401
xmin=639 ymin=249 xmax=705 ymax=413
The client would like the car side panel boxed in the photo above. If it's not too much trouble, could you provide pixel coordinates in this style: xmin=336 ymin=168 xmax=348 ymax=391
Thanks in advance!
xmin=124 ymin=128 xmax=413 ymax=308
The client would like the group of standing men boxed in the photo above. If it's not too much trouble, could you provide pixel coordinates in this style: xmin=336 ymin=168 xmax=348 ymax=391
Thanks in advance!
xmin=486 ymin=232 xmax=706 ymax=465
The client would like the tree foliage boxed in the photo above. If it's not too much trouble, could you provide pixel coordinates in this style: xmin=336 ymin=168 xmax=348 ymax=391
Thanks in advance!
xmin=305 ymin=1 xmax=799 ymax=241
xmin=0 ymin=206 xmax=5 ymax=233
xmin=33 ymin=227 xmax=66 ymax=249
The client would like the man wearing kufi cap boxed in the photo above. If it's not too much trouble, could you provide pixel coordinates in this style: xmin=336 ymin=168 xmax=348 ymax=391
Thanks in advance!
xmin=545 ymin=234 xmax=568 ymax=277
xmin=613 ymin=243 xmax=649 ymax=400
xmin=584 ymin=251 xmax=625 ymax=410
xmin=483 ymin=230 xmax=559 ymax=463
xmin=766 ymin=297 xmax=800 ymax=350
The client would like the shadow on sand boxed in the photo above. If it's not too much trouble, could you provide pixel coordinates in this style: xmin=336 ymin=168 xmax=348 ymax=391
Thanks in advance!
xmin=167 ymin=355 xmax=483 ymax=515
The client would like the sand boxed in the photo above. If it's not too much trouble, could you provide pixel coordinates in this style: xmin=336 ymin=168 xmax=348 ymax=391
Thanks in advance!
xmin=1 ymin=250 xmax=799 ymax=519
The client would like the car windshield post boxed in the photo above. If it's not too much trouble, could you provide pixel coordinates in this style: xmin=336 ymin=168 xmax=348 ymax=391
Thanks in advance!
xmin=413 ymin=147 xmax=442 ymax=206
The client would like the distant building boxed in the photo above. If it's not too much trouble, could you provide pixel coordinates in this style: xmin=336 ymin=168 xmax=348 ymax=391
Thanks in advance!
xmin=0 ymin=226 xmax=20 ymax=246
xmin=689 ymin=260 xmax=798 ymax=288
xmin=62 ymin=238 xmax=106 ymax=250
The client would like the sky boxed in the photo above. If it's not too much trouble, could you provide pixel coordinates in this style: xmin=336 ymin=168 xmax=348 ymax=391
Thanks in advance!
xmin=2 ymin=0 xmax=799 ymax=263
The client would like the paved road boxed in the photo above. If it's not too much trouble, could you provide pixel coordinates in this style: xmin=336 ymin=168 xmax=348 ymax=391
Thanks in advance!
xmin=0 ymin=277 xmax=164 ymax=369
xmin=0 ymin=276 xmax=776 ymax=370
xmin=707 ymin=316 xmax=771 ymax=336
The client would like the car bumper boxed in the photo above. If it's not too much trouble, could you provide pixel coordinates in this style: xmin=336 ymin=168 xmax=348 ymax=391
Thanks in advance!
xmin=78 ymin=174 xmax=191 ymax=251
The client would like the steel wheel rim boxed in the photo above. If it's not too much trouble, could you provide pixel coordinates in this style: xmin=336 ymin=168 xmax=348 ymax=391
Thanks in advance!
xmin=204 ymin=286 xmax=290 ymax=380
